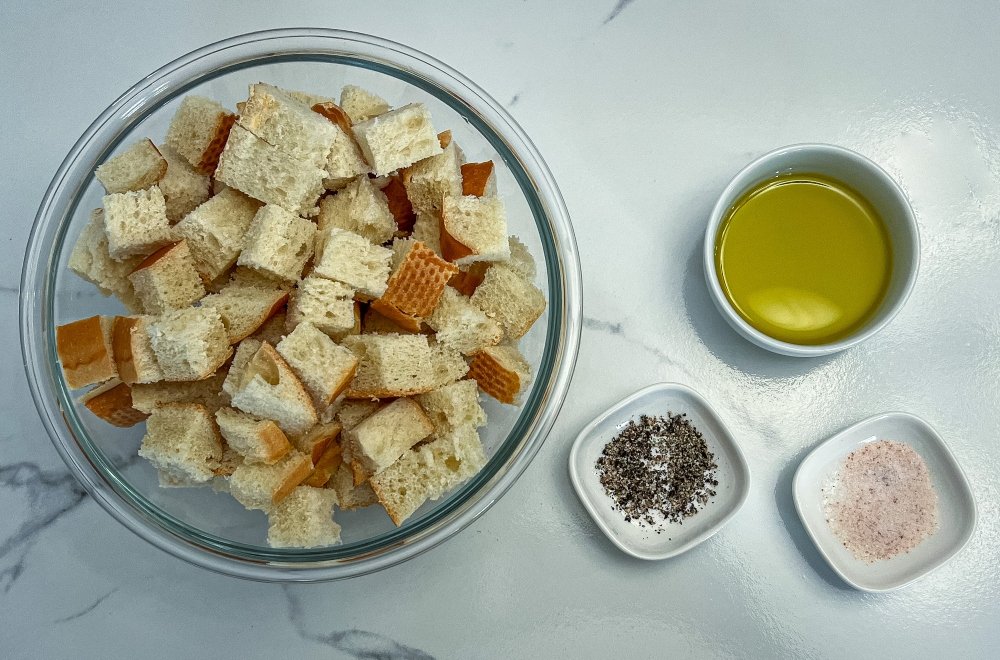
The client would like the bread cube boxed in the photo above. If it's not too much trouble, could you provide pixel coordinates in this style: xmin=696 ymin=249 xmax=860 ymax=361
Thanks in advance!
xmin=56 ymin=315 xmax=117 ymax=389
xmin=381 ymin=174 xmax=416 ymax=233
xmin=237 ymin=204 xmax=316 ymax=283
xmin=164 ymin=95 xmax=236 ymax=174
xmin=215 ymin=124 xmax=327 ymax=216
xmin=68 ymin=209 xmax=143 ymax=310
xmin=470 ymin=264 xmax=546 ymax=339
xmin=312 ymin=228 xmax=392 ymax=299
xmin=440 ymin=195 xmax=510 ymax=265
xmin=276 ymin=322 xmax=359 ymax=407
xmin=238 ymin=83 xmax=338 ymax=168
xmin=138 ymin=403 xmax=224 ymax=484
xmin=351 ymin=103 xmax=443 ymax=176
xmin=79 ymin=379 xmax=148 ymax=428
xmin=461 ymin=161 xmax=497 ymax=197
xmin=130 ymin=369 xmax=229 ymax=414
xmin=335 ymin=400 xmax=379 ymax=431
xmin=403 ymin=136 xmax=463 ymax=215
xmin=228 ymin=342 xmax=318 ymax=435
xmin=102 ymin=186 xmax=173 ymax=260
xmin=376 ymin=239 xmax=458 ymax=321
xmin=311 ymin=102 xmax=371 ymax=190
xmin=342 ymin=333 xmax=439 ymax=398
xmin=339 ymin=85 xmax=390 ymax=124
xmin=267 ymin=486 xmax=341 ymax=547
xmin=361 ymin=306 xmax=418 ymax=335
xmin=158 ymin=145 xmax=211 ymax=222
xmin=146 ymin=306 xmax=232 ymax=381
xmin=172 ymin=188 xmax=262 ymax=282
xmin=286 ymin=276 xmax=357 ymax=339
xmin=127 ymin=241 xmax=206 ymax=314
xmin=416 ymin=379 xmax=486 ymax=436
xmin=411 ymin=210 xmax=442 ymax=256
xmin=200 ymin=283 xmax=289 ymax=344
xmin=370 ymin=424 xmax=486 ymax=525
xmin=111 ymin=316 xmax=164 ymax=385
xmin=215 ymin=407 xmax=292 ymax=465
xmin=468 ymin=344 xmax=532 ymax=404
xmin=317 ymin=176 xmax=396 ymax=245
xmin=229 ymin=450 xmax=313 ymax=510
xmin=330 ymin=464 xmax=379 ymax=510
xmin=292 ymin=421 xmax=342 ymax=464
xmin=506 ymin=235 xmax=537 ymax=279
xmin=429 ymin=340 xmax=469 ymax=387
xmin=345 ymin=398 xmax=433 ymax=481
xmin=427 ymin=287 xmax=502 ymax=356
xmin=222 ymin=339 xmax=262 ymax=398
xmin=302 ymin=439 xmax=344 ymax=488
xmin=95 ymin=139 xmax=167 ymax=194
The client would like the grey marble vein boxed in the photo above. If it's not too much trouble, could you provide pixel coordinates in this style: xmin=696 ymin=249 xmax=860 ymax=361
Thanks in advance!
xmin=583 ymin=314 xmax=692 ymax=375
xmin=508 ymin=93 xmax=521 ymax=107
xmin=0 ymin=462 xmax=87 ymax=593
xmin=282 ymin=585 xmax=435 ymax=659
xmin=583 ymin=316 xmax=623 ymax=335
xmin=603 ymin=0 xmax=636 ymax=24
xmin=54 ymin=588 xmax=117 ymax=623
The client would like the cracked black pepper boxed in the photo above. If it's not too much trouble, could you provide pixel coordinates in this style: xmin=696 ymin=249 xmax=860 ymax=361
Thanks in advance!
xmin=596 ymin=413 xmax=718 ymax=527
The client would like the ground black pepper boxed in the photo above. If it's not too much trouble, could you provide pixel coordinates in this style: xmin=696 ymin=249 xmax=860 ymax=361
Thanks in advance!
xmin=595 ymin=413 xmax=718 ymax=529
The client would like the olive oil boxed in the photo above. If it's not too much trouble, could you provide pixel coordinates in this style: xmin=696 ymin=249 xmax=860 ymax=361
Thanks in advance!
xmin=715 ymin=173 xmax=892 ymax=345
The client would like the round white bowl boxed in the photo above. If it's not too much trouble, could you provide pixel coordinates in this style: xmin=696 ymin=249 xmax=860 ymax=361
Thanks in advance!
xmin=703 ymin=143 xmax=919 ymax=357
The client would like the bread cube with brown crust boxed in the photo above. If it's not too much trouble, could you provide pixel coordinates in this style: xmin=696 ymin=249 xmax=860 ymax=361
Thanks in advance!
xmin=138 ymin=403 xmax=224 ymax=484
xmin=102 ymin=186 xmax=174 ymax=260
xmin=165 ymin=95 xmax=236 ymax=174
xmin=317 ymin=176 xmax=396 ymax=245
xmin=215 ymin=407 xmax=292 ymax=465
xmin=128 ymin=241 xmax=206 ymax=314
xmin=172 ymin=188 xmax=262 ymax=282
xmin=95 ymin=139 xmax=167 ymax=194
xmin=56 ymin=315 xmax=118 ymax=389
xmin=439 ymin=195 xmax=510 ymax=265
xmin=351 ymin=103 xmax=442 ymax=176
xmin=146 ymin=306 xmax=232 ymax=382
xmin=237 ymin=204 xmax=316 ymax=283
xmin=80 ymin=379 xmax=148 ymax=428
xmin=467 ymin=344 xmax=532 ymax=404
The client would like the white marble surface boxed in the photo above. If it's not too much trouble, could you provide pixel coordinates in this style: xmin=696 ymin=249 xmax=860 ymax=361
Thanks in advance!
xmin=3 ymin=1 xmax=1000 ymax=657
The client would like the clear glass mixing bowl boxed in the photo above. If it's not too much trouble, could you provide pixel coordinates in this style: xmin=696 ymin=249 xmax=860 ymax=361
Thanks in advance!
xmin=20 ymin=28 xmax=581 ymax=581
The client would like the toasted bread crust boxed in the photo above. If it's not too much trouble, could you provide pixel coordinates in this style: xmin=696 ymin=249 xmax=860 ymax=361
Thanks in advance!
xmin=461 ymin=161 xmax=494 ymax=197
xmin=468 ymin=351 xmax=522 ymax=404
xmin=449 ymin=262 xmax=489 ymax=297
xmin=378 ymin=241 xmax=458 ymax=319
xmin=303 ymin=441 xmax=344 ymax=487
xmin=81 ymin=380 xmax=148 ymax=427
xmin=198 ymin=112 xmax=236 ymax=174
xmin=56 ymin=316 xmax=117 ymax=389
xmin=382 ymin=174 xmax=415 ymax=233
xmin=438 ymin=213 xmax=475 ymax=262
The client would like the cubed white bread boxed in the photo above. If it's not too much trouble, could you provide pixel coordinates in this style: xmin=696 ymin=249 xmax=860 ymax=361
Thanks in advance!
xmin=127 ymin=241 xmax=206 ymax=314
xmin=164 ymin=95 xmax=236 ymax=174
xmin=138 ymin=403 xmax=224 ymax=484
xmin=292 ymin=421 xmax=342 ymax=464
xmin=200 ymin=283 xmax=289 ymax=344
xmin=376 ymin=239 xmax=458 ymax=321
xmin=470 ymin=264 xmax=546 ymax=340
xmin=312 ymin=228 xmax=392 ymax=299
xmin=222 ymin=338 xmax=261 ymax=398
xmin=213 ymin=444 xmax=244 ymax=479
xmin=158 ymin=145 xmax=211 ymax=222
xmin=238 ymin=83 xmax=338 ymax=168
xmin=228 ymin=341 xmax=318 ymax=435
xmin=342 ymin=333 xmax=440 ymax=398
xmin=467 ymin=344 xmax=532 ymax=405
xmin=229 ymin=449 xmax=313 ymax=510
xmin=439 ymin=195 xmax=510 ymax=265
xmin=68 ymin=209 xmax=143 ymax=311
xmin=335 ymin=400 xmax=379 ymax=431
xmin=351 ymin=103 xmax=443 ymax=176
xmin=130 ymin=369 xmax=229 ymax=414
xmin=331 ymin=463 xmax=379 ymax=509
xmin=266 ymin=486 xmax=341 ymax=548
xmin=55 ymin=315 xmax=117 ymax=389
xmin=237 ymin=204 xmax=316 ymax=283
xmin=283 ymin=88 xmax=334 ymax=107
xmin=225 ymin=265 xmax=292 ymax=292
xmin=79 ymin=379 xmax=148 ymax=428
xmin=339 ymin=85 xmax=390 ymax=124
xmin=361 ymin=306 xmax=418 ymax=335
xmin=215 ymin=123 xmax=326 ymax=217
xmin=504 ymin=236 xmax=536 ymax=280
xmin=102 ymin=186 xmax=173 ymax=260
xmin=172 ymin=188 xmax=262 ymax=282
xmin=317 ymin=176 xmax=396 ymax=245
xmin=110 ymin=316 xmax=164 ymax=385
xmin=215 ymin=407 xmax=292 ymax=465
xmin=460 ymin=161 xmax=497 ymax=197
xmin=426 ymin=286 xmax=502 ymax=355
xmin=369 ymin=424 xmax=486 ymax=525
xmin=429 ymin=340 xmax=470 ymax=388
xmin=310 ymin=102 xmax=371 ymax=190
xmin=416 ymin=379 xmax=486 ymax=437
xmin=250 ymin=311 xmax=288 ymax=345
xmin=286 ymin=276 xmax=357 ymax=339
xmin=345 ymin=398 xmax=434 ymax=479
xmin=95 ymin=139 xmax=167 ymax=194
xmin=302 ymin=439 xmax=344 ymax=488
xmin=403 ymin=138 xmax=463 ymax=215
xmin=276 ymin=322 xmax=359 ymax=407
xmin=411 ymin=210 xmax=442 ymax=255
xmin=146 ymin=306 xmax=232 ymax=381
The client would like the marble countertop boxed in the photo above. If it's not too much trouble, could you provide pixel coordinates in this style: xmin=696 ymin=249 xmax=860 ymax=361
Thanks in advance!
xmin=3 ymin=2 xmax=999 ymax=657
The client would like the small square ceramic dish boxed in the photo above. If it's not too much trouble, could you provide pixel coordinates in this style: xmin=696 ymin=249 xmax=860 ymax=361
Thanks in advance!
xmin=793 ymin=412 xmax=977 ymax=592
xmin=568 ymin=383 xmax=750 ymax=560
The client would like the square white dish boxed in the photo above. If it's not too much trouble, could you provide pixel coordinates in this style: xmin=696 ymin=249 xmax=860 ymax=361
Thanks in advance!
xmin=568 ymin=382 xmax=751 ymax=560
xmin=793 ymin=412 xmax=977 ymax=592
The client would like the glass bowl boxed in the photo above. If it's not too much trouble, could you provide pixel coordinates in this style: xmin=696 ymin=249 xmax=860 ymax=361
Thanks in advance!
xmin=20 ymin=28 xmax=582 ymax=581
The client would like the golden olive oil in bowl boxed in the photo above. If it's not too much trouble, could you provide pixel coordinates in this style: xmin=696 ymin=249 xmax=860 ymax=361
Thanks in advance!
xmin=714 ymin=173 xmax=893 ymax=346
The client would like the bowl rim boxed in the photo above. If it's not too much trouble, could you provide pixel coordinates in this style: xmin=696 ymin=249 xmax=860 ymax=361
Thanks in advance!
xmin=702 ymin=142 xmax=920 ymax=357
xmin=20 ymin=28 xmax=582 ymax=581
